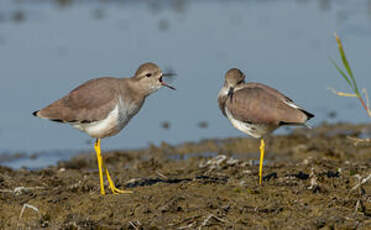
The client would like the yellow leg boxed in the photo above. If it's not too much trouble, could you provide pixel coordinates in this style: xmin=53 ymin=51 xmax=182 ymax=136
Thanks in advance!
xmin=259 ymin=138 xmax=265 ymax=185
xmin=94 ymin=138 xmax=105 ymax=195
xmin=102 ymin=162 xmax=133 ymax=194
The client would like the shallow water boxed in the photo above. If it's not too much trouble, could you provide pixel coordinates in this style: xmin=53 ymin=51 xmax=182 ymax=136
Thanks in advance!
xmin=0 ymin=0 xmax=370 ymax=167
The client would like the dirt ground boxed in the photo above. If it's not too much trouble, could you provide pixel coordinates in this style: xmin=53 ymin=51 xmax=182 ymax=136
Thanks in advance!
xmin=0 ymin=123 xmax=370 ymax=229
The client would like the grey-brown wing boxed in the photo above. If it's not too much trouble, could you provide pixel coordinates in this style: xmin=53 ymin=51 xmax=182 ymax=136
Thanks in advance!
xmin=248 ymin=82 xmax=315 ymax=121
xmin=36 ymin=77 xmax=119 ymax=123
xmin=226 ymin=87 xmax=307 ymax=125
xmin=244 ymin=82 xmax=294 ymax=104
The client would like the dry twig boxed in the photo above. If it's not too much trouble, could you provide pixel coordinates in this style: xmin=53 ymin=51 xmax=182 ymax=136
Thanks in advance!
xmin=347 ymin=136 xmax=371 ymax=146
xmin=350 ymin=174 xmax=371 ymax=192
xmin=198 ymin=214 xmax=229 ymax=229
xmin=18 ymin=204 xmax=39 ymax=220
xmin=128 ymin=220 xmax=141 ymax=230
xmin=156 ymin=170 xmax=168 ymax=179
xmin=0 ymin=186 xmax=45 ymax=195
xmin=308 ymin=168 xmax=318 ymax=190
xmin=17 ymin=203 xmax=40 ymax=229
xmin=177 ymin=222 xmax=196 ymax=229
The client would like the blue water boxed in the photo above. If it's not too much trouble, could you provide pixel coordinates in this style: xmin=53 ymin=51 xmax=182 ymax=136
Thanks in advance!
xmin=0 ymin=0 xmax=370 ymax=167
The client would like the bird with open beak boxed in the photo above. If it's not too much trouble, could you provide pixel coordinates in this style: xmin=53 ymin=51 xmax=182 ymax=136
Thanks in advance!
xmin=33 ymin=62 xmax=175 ymax=195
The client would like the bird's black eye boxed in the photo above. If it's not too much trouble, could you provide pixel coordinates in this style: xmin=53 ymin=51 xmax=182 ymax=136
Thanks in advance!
xmin=145 ymin=73 xmax=152 ymax=77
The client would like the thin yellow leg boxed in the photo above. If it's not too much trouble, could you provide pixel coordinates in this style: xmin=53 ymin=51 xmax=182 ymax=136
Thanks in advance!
xmin=94 ymin=138 xmax=105 ymax=195
xmin=101 ymin=162 xmax=133 ymax=194
xmin=259 ymin=138 xmax=265 ymax=185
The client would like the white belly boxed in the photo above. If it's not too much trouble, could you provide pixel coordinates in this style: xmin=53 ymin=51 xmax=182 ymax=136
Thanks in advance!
xmin=225 ymin=107 xmax=275 ymax=138
xmin=72 ymin=98 xmax=139 ymax=138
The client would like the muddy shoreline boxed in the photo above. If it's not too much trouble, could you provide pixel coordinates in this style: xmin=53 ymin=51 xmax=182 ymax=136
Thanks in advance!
xmin=0 ymin=123 xmax=370 ymax=229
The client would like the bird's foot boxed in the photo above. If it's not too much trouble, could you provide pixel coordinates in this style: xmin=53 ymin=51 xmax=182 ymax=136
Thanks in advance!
xmin=95 ymin=138 xmax=132 ymax=195
xmin=104 ymin=166 xmax=132 ymax=194
xmin=109 ymin=185 xmax=133 ymax=194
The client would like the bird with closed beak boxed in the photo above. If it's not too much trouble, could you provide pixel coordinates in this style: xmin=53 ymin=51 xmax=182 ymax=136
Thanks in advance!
xmin=218 ymin=68 xmax=314 ymax=184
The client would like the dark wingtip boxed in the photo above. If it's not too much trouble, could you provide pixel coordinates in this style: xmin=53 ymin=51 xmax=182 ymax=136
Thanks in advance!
xmin=32 ymin=110 xmax=39 ymax=117
xmin=301 ymin=109 xmax=315 ymax=120
xmin=51 ymin=119 xmax=64 ymax=123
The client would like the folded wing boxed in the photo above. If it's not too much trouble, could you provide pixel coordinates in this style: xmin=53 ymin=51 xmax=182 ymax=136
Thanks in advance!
xmin=34 ymin=77 xmax=119 ymax=123
xmin=226 ymin=83 xmax=313 ymax=126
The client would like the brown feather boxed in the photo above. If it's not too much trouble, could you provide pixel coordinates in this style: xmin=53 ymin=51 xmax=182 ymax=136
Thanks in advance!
xmin=226 ymin=83 xmax=308 ymax=125
xmin=37 ymin=77 xmax=120 ymax=123
xmin=243 ymin=83 xmax=294 ymax=104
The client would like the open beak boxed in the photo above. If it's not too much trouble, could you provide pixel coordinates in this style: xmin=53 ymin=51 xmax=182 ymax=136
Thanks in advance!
xmin=161 ymin=81 xmax=176 ymax=90
xmin=160 ymin=73 xmax=176 ymax=90
xmin=162 ymin=72 xmax=176 ymax=77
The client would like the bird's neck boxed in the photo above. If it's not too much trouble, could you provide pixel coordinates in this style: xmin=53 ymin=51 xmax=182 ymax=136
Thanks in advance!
xmin=119 ymin=78 xmax=147 ymax=103
xmin=217 ymin=86 xmax=229 ymax=117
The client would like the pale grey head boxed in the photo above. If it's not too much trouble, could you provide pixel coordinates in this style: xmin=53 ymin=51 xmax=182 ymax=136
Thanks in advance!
xmin=132 ymin=62 xmax=175 ymax=96
xmin=224 ymin=68 xmax=246 ymax=88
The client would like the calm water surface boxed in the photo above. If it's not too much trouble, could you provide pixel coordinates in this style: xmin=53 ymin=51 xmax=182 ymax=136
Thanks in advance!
xmin=0 ymin=0 xmax=370 ymax=167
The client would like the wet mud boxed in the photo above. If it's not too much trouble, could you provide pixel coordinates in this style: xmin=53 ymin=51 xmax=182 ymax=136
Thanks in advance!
xmin=0 ymin=123 xmax=370 ymax=229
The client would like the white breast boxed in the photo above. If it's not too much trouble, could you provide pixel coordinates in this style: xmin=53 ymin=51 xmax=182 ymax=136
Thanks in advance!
xmin=72 ymin=97 xmax=140 ymax=138
xmin=116 ymin=97 xmax=140 ymax=131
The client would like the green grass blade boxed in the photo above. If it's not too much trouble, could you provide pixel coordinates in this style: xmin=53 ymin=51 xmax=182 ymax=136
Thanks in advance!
xmin=330 ymin=58 xmax=354 ymax=90
xmin=335 ymin=34 xmax=360 ymax=95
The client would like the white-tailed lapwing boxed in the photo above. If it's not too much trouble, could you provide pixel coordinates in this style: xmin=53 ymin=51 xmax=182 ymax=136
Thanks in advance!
xmin=218 ymin=68 xmax=314 ymax=184
xmin=33 ymin=63 xmax=175 ymax=194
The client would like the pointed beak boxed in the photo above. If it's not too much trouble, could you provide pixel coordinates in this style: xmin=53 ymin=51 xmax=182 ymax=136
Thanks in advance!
xmin=160 ymin=73 xmax=176 ymax=90
xmin=162 ymin=72 xmax=176 ymax=77
xmin=161 ymin=81 xmax=176 ymax=90
xmin=227 ymin=87 xmax=234 ymax=96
